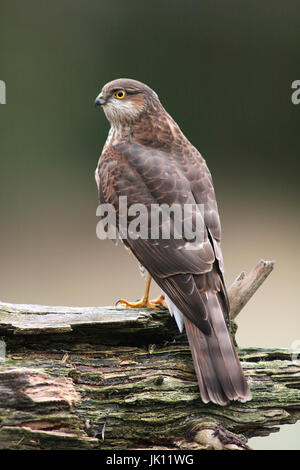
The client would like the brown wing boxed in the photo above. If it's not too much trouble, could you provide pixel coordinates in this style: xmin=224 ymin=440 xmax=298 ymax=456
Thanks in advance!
xmin=171 ymin=141 xmax=230 ymax=314
xmin=97 ymin=140 xmax=226 ymax=335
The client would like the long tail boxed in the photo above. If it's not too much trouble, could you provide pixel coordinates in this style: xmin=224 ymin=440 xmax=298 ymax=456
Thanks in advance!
xmin=184 ymin=292 xmax=251 ymax=406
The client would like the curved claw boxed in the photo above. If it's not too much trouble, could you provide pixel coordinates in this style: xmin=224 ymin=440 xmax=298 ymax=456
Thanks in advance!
xmin=115 ymin=298 xmax=160 ymax=309
xmin=115 ymin=298 xmax=139 ymax=307
xmin=115 ymin=294 xmax=168 ymax=310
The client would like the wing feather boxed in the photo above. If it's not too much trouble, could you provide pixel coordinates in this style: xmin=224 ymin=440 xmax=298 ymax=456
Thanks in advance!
xmin=97 ymin=141 xmax=226 ymax=334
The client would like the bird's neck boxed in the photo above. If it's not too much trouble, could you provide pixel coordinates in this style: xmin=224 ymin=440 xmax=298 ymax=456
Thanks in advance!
xmin=104 ymin=123 xmax=132 ymax=149
xmin=105 ymin=105 xmax=183 ymax=150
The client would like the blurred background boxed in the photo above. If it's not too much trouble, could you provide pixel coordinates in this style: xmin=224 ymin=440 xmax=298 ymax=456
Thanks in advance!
xmin=0 ymin=0 xmax=299 ymax=448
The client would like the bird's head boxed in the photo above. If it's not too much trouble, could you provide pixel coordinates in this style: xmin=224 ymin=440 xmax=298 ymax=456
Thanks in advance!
xmin=94 ymin=78 xmax=160 ymax=126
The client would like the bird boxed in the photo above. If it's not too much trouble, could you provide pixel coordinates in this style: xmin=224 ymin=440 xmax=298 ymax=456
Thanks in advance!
xmin=94 ymin=78 xmax=251 ymax=406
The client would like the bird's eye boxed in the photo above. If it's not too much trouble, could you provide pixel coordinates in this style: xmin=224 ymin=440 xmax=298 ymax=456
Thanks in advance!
xmin=113 ymin=90 xmax=126 ymax=100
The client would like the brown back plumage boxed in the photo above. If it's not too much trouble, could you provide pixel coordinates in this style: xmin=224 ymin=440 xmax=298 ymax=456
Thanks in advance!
xmin=95 ymin=78 xmax=251 ymax=405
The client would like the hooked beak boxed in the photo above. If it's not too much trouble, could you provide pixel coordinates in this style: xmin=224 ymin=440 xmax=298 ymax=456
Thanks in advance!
xmin=94 ymin=93 xmax=106 ymax=107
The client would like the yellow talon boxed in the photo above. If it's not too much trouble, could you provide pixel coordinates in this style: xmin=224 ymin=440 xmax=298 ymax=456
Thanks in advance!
xmin=116 ymin=275 xmax=168 ymax=310
xmin=116 ymin=298 xmax=160 ymax=309
xmin=148 ymin=294 xmax=168 ymax=309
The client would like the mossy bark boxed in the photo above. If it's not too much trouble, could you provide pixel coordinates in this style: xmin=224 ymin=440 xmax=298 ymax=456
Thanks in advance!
xmin=0 ymin=301 xmax=299 ymax=450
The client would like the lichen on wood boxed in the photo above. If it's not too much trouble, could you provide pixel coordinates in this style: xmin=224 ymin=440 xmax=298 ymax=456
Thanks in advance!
xmin=0 ymin=259 xmax=298 ymax=450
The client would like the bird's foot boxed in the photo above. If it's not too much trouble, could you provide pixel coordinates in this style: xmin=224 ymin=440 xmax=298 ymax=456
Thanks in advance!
xmin=116 ymin=294 xmax=167 ymax=310
xmin=148 ymin=294 xmax=168 ymax=309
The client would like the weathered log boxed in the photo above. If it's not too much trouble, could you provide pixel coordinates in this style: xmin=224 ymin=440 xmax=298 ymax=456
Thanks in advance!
xmin=0 ymin=259 xmax=274 ymax=343
xmin=0 ymin=259 xmax=298 ymax=450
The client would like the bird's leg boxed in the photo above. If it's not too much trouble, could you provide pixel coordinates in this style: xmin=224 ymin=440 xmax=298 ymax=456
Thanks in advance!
xmin=116 ymin=275 xmax=167 ymax=309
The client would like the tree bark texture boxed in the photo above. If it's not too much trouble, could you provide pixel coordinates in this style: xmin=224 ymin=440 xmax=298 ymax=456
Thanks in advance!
xmin=1 ymin=259 xmax=298 ymax=450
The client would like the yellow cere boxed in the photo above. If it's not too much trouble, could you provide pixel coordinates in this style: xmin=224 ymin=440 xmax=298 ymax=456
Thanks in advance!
xmin=113 ymin=90 xmax=126 ymax=100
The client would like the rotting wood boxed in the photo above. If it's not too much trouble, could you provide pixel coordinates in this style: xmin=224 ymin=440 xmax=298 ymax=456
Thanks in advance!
xmin=0 ymin=259 xmax=298 ymax=451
